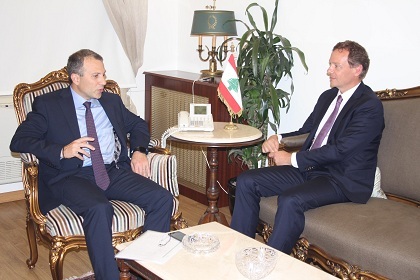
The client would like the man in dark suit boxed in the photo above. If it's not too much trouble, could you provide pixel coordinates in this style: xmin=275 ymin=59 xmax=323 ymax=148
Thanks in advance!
xmin=230 ymin=40 xmax=384 ymax=254
xmin=10 ymin=49 xmax=173 ymax=279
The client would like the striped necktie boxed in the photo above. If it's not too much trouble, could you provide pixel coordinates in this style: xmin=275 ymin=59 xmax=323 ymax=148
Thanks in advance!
xmin=83 ymin=102 xmax=110 ymax=190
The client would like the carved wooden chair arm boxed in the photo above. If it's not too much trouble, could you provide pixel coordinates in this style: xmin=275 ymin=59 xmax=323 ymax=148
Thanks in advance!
xmin=268 ymin=133 xmax=309 ymax=166
xmin=280 ymin=133 xmax=309 ymax=153
xmin=21 ymin=161 xmax=48 ymax=225
xmin=149 ymin=145 xmax=172 ymax=155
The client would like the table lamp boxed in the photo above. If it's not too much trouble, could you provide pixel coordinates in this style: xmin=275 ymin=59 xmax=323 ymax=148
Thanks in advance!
xmin=191 ymin=2 xmax=237 ymax=77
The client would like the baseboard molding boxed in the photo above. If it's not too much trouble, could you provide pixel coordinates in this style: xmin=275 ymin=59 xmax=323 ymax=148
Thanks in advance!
xmin=0 ymin=190 xmax=24 ymax=203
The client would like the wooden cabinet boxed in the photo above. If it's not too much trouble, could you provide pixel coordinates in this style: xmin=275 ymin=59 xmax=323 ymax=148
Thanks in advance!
xmin=144 ymin=71 xmax=244 ymax=207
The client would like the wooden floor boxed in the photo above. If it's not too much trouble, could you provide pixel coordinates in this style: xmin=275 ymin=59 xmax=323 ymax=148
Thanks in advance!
xmin=0 ymin=196 xmax=232 ymax=280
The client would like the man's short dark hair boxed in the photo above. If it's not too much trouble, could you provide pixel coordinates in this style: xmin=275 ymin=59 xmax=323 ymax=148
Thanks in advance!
xmin=67 ymin=49 xmax=103 ymax=84
xmin=333 ymin=40 xmax=370 ymax=80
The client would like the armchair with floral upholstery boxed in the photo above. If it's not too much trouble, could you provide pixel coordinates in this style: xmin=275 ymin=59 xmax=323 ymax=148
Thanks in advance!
xmin=12 ymin=67 xmax=187 ymax=280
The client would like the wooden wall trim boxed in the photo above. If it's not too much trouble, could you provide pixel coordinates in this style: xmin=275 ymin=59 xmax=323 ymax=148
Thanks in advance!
xmin=0 ymin=190 xmax=24 ymax=204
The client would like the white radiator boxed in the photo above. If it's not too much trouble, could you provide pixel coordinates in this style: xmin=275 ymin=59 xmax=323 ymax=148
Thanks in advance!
xmin=0 ymin=95 xmax=22 ymax=185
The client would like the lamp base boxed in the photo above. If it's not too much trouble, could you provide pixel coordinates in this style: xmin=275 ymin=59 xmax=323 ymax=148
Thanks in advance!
xmin=200 ymin=69 xmax=223 ymax=77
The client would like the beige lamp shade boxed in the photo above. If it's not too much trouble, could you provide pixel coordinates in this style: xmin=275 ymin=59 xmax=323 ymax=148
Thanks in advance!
xmin=191 ymin=10 xmax=237 ymax=36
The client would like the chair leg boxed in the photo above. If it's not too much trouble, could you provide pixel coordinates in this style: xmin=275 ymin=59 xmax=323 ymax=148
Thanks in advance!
xmin=26 ymin=217 xmax=39 ymax=269
xmin=171 ymin=211 xmax=189 ymax=230
xmin=49 ymin=244 xmax=65 ymax=280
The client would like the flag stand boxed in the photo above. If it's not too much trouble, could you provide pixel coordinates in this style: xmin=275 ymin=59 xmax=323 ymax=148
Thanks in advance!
xmin=224 ymin=116 xmax=238 ymax=130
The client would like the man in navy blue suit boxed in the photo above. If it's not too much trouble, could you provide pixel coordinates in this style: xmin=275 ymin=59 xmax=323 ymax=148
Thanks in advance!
xmin=10 ymin=49 xmax=173 ymax=279
xmin=230 ymin=40 xmax=384 ymax=254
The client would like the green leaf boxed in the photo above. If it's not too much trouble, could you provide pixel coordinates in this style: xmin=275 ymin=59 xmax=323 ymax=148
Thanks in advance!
xmin=245 ymin=3 xmax=259 ymax=30
xmin=251 ymin=36 xmax=260 ymax=77
xmin=270 ymin=85 xmax=280 ymax=124
xmin=270 ymin=0 xmax=280 ymax=32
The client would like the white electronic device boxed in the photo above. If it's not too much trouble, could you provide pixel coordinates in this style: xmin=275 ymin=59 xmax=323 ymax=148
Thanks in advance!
xmin=178 ymin=103 xmax=214 ymax=131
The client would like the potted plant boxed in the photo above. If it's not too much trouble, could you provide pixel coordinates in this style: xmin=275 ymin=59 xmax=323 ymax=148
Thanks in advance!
xmin=219 ymin=0 xmax=308 ymax=213
xmin=220 ymin=0 xmax=308 ymax=169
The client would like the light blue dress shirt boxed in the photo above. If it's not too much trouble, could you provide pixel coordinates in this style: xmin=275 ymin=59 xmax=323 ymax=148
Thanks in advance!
xmin=71 ymin=88 xmax=115 ymax=167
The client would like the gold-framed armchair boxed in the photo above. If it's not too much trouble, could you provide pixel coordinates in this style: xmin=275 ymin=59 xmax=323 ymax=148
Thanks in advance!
xmin=13 ymin=67 xmax=187 ymax=280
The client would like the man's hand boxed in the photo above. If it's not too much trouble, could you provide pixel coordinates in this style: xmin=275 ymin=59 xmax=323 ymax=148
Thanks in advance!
xmin=262 ymin=135 xmax=280 ymax=153
xmin=131 ymin=151 xmax=150 ymax=177
xmin=268 ymin=150 xmax=292 ymax=166
xmin=62 ymin=137 xmax=95 ymax=160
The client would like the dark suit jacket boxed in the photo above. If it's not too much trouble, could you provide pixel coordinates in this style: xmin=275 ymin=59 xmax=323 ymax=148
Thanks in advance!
xmin=282 ymin=82 xmax=384 ymax=204
xmin=10 ymin=87 xmax=150 ymax=213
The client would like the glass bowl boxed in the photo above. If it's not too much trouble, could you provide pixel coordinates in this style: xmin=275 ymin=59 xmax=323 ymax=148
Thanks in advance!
xmin=182 ymin=232 xmax=220 ymax=254
xmin=235 ymin=247 xmax=278 ymax=280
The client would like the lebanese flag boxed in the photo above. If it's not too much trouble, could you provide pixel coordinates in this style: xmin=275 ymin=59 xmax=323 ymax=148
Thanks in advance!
xmin=217 ymin=54 xmax=243 ymax=117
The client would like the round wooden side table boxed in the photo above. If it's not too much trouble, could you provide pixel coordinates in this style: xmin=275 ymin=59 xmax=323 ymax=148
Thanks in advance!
xmin=169 ymin=122 xmax=263 ymax=226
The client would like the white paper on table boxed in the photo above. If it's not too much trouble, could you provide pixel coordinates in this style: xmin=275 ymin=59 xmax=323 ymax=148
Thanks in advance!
xmin=115 ymin=230 xmax=182 ymax=264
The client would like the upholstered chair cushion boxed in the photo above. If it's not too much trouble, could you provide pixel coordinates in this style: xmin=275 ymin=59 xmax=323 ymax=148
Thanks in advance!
xmin=46 ymin=200 xmax=145 ymax=236
xmin=147 ymin=152 xmax=179 ymax=196
xmin=371 ymin=167 xmax=387 ymax=199
xmin=377 ymin=98 xmax=420 ymax=201
xmin=301 ymin=199 xmax=420 ymax=280
xmin=45 ymin=151 xmax=179 ymax=237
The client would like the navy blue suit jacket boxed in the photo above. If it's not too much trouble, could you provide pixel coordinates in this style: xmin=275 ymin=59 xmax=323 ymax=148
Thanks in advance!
xmin=10 ymin=87 xmax=150 ymax=213
xmin=282 ymin=82 xmax=384 ymax=203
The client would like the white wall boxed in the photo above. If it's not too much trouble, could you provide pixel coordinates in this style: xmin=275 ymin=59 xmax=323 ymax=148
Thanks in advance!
xmin=0 ymin=0 xmax=135 ymax=96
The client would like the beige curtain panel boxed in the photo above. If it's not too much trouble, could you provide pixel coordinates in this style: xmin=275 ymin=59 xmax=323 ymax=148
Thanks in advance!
xmin=102 ymin=0 xmax=148 ymax=76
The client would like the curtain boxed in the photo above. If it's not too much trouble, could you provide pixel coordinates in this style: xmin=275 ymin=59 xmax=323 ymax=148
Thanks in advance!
xmin=102 ymin=0 xmax=148 ymax=114
xmin=102 ymin=0 xmax=148 ymax=75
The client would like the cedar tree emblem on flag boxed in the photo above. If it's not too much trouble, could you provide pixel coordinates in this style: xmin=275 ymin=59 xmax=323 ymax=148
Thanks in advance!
xmin=217 ymin=54 xmax=243 ymax=117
